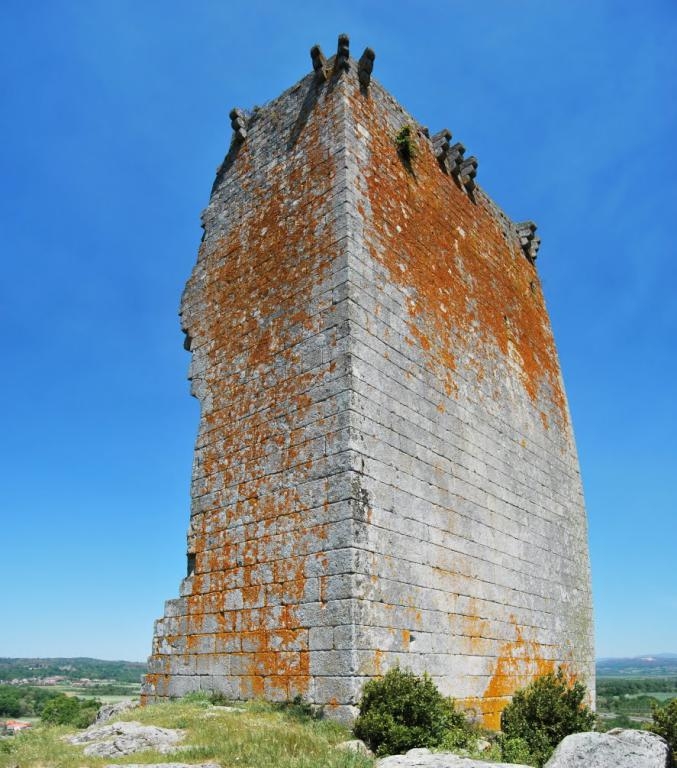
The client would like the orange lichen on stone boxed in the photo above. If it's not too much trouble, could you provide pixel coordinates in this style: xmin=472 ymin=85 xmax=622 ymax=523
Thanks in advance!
xmin=144 ymin=45 xmax=593 ymax=723
xmin=462 ymin=617 xmax=557 ymax=729
xmin=144 ymin=72 xmax=352 ymax=704
xmin=348 ymin=86 xmax=567 ymax=427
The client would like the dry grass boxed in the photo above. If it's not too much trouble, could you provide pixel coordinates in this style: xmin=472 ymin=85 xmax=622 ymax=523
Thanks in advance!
xmin=0 ymin=697 xmax=374 ymax=768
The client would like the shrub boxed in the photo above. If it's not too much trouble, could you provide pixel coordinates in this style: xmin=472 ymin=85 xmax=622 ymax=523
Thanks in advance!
xmin=41 ymin=693 xmax=100 ymax=728
xmin=500 ymin=736 xmax=537 ymax=765
xmin=354 ymin=667 xmax=467 ymax=756
xmin=209 ymin=691 xmax=233 ymax=706
xmin=0 ymin=738 xmax=14 ymax=755
xmin=500 ymin=667 xmax=595 ymax=767
xmin=437 ymin=724 xmax=475 ymax=752
xmin=181 ymin=691 xmax=211 ymax=707
xmin=272 ymin=694 xmax=323 ymax=722
xmin=650 ymin=698 xmax=677 ymax=766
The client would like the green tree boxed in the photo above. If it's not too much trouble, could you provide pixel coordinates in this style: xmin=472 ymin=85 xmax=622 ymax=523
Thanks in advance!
xmin=41 ymin=694 xmax=100 ymax=728
xmin=651 ymin=698 xmax=677 ymax=766
xmin=500 ymin=667 xmax=595 ymax=767
xmin=0 ymin=689 xmax=21 ymax=717
xmin=354 ymin=667 xmax=467 ymax=756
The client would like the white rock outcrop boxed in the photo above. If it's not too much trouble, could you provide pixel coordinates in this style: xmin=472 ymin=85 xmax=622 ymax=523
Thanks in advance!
xmin=544 ymin=728 xmax=671 ymax=768
xmin=376 ymin=747 xmax=531 ymax=768
xmin=67 ymin=720 xmax=184 ymax=757
xmin=95 ymin=698 xmax=138 ymax=724
xmin=104 ymin=764 xmax=219 ymax=768
xmin=336 ymin=738 xmax=374 ymax=757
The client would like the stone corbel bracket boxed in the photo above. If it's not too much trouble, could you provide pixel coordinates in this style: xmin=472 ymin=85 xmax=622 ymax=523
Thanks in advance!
xmin=431 ymin=129 xmax=452 ymax=170
xmin=459 ymin=155 xmax=478 ymax=194
xmin=358 ymin=47 xmax=376 ymax=87
xmin=447 ymin=141 xmax=466 ymax=177
xmin=310 ymin=44 xmax=328 ymax=82
xmin=229 ymin=108 xmax=247 ymax=143
xmin=336 ymin=33 xmax=350 ymax=72
xmin=516 ymin=221 xmax=541 ymax=263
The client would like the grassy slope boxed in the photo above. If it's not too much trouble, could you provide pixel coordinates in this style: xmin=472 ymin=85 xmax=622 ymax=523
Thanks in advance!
xmin=0 ymin=699 xmax=373 ymax=768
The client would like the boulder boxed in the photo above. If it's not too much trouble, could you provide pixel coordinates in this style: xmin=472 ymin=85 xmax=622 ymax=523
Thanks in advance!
xmin=66 ymin=720 xmax=184 ymax=757
xmin=545 ymin=728 xmax=671 ymax=768
xmin=375 ymin=747 xmax=531 ymax=767
xmin=95 ymin=698 xmax=138 ymax=724
xmin=336 ymin=738 xmax=374 ymax=757
xmin=104 ymin=765 xmax=219 ymax=768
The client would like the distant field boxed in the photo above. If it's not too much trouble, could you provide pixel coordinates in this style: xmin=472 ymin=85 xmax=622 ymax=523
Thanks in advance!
xmin=625 ymin=691 xmax=676 ymax=702
xmin=58 ymin=685 xmax=141 ymax=705
xmin=596 ymin=655 xmax=677 ymax=678
xmin=596 ymin=673 xmax=676 ymax=731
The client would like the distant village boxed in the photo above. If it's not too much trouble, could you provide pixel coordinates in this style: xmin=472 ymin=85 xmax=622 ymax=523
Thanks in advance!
xmin=1 ymin=719 xmax=32 ymax=735
xmin=2 ymin=676 xmax=102 ymax=687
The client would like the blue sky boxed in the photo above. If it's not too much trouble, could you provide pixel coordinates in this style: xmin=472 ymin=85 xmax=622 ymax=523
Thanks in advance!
xmin=1 ymin=1 xmax=674 ymax=662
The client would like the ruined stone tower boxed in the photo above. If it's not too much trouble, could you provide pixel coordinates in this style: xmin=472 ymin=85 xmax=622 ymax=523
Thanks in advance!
xmin=143 ymin=35 xmax=594 ymax=727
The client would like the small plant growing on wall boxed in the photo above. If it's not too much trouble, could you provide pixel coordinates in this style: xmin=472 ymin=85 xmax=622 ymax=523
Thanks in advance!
xmin=395 ymin=124 xmax=417 ymax=164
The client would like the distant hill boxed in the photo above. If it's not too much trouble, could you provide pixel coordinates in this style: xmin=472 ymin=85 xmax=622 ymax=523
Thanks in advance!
xmin=0 ymin=657 xmax=146 ymax=683
xmin=597 ymin=654 xmax=677 ymax=677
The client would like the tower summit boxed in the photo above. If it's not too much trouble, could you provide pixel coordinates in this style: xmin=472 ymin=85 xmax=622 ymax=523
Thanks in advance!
xmin=143 ymin=34 xmax=594 ymax=727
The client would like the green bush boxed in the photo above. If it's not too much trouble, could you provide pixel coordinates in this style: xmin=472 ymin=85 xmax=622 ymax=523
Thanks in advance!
xmin=500 ymin=667 xmax=595 ymax=767
xmin=0 ymin=738 xmax=14 ymax=754
xmin=354 ymin=667 xmax=467 ymax=756
xmin=651 ymin=698 xmax=677 ymax=766
xmin=500 ymin=736 xmax=537 ymax=765
xmin=272 ymin=694 xmax=323 ymax=722
xmin=181 ymin=691 xmax=212 ymax=707
xmin=437 ymin=724 xmax=475 ymax=752
xmin=40 ymin=693 xmax=100 ymax=728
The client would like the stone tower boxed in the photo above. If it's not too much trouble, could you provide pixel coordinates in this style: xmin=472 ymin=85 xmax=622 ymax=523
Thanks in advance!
xmin=143 ymin=35 xmax=594 ymax=727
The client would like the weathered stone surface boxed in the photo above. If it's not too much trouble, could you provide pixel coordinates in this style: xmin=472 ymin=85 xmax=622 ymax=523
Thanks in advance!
xmin=376 ymin=748 xmax=530 ymax=768
xmin=336 ymin=738 xmax=374 ymax=756
xmin=105 ymin=765 xmax=219 ymax=768
xmin=67 ymin=720 xmax=183 ymax=757
xmin=143 ymin=35 xmax=594 ymax=729
xmin=544 ymin=728 xmax=671 ymax=768
xmin=95 ymin=698 xmax=138 ymax=724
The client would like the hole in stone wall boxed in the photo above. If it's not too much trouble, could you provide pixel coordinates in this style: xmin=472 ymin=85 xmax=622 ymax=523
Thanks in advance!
xmin=187 ymin=553 xmax=196 ymax=577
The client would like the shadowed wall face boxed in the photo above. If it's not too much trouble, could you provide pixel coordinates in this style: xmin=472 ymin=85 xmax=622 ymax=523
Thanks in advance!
xmin=143 ymin=43 xmax=594 ymax=727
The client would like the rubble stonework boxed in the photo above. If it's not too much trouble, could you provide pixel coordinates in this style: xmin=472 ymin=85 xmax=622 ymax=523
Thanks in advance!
xmin=143 ymin=35 xmax=594 ymax=727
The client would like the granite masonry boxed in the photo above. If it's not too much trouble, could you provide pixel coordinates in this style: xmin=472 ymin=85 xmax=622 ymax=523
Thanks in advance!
xmin=142 ymin=35 xmax=594 ymax=727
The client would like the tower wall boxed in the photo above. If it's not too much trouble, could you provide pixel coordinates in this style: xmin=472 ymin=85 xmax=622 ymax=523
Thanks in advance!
xmin=143 ymin=42 xmax=594 ymax=728
xmin=341 ymin=78 xmax=594 ymax=728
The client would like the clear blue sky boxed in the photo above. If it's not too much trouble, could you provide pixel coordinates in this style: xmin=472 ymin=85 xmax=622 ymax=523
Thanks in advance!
xmin=1 ymin=1 xmax=674 ymax=662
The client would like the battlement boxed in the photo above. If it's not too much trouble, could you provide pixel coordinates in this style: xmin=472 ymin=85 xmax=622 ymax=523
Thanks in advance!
xmin=226 ymin=35 xmax=540 ymax=263
xmin=144 ymin=35 xmax=593 ymax=727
